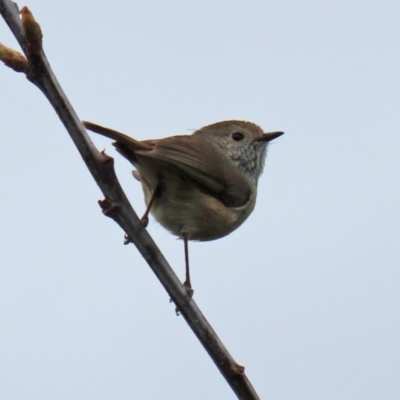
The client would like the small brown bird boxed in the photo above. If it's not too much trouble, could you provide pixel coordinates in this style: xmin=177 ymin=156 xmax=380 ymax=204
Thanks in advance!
xmin=83 ymin=120 xmax=283 ymax=291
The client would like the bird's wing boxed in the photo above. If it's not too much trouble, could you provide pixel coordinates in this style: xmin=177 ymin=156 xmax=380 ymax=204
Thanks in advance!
xmin=83 ymin=121 xmax=252 ymax=207
xmin=135 ymin=135 xmax=252 ymax=207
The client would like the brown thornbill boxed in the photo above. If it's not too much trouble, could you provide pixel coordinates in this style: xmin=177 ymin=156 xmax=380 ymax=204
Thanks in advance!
xmin=83 ymin=120 xmax=284 ymax=292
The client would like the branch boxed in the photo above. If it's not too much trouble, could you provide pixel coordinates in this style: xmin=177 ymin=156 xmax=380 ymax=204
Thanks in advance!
xmin=0 ymin=2 xmax=260 ymax=399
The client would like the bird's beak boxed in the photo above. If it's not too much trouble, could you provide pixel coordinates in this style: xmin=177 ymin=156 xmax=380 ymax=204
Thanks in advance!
xmin=255 ymin=131 xmax=285 ymax=143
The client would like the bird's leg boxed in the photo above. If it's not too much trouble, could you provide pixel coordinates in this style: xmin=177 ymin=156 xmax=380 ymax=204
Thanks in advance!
xmin=124 ymin=185 xmax=159 ymax=245
xmin=140 ymin=185 xmax=159 ymax=228
xmin=173 ymin=235 xmax=193 ymax=316
xmin=183 ymin=235 xmax=194 ymax=297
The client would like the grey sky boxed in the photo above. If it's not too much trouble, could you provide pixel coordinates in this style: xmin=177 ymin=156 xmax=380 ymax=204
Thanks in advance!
xmin=1 ymin=1 xmax=399 ymax=399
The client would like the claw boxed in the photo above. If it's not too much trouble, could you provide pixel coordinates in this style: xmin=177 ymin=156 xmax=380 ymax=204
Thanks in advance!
xmin=172 ymin=280 xmax=194 ymax=316
xmin=123 ymin=234 xmax=132 ymax=245
xmin=183 ymin=280 xmax=194 ymax=298
xmin=140 ymin=216 xmax=149 ymax=228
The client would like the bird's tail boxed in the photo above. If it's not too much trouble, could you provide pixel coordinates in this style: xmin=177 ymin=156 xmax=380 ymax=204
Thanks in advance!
xmin=82 ymin=121 xmax=152 ymax=151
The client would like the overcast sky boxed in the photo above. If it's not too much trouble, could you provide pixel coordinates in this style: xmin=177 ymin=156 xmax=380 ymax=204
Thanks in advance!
xmin=1 ymin=1 xmax=399 ymax=399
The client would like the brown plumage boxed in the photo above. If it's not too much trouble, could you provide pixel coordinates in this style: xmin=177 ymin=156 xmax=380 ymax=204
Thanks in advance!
xmin=83 ymin=120 xmax=283 ymax=289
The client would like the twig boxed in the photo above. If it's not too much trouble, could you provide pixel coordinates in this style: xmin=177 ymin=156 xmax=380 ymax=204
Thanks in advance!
xmin=0 ymin=2 xmax=260 ymax=399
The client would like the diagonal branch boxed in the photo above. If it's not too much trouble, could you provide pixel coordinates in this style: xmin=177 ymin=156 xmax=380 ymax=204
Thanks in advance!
xmin=0 ymin=2 xmax=260 ymax=399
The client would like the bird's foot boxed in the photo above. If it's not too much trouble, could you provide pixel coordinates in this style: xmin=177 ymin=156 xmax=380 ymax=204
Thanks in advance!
xmin=183 ymin=280 xmax=194 ymax=298
xmin=171 ymin=281 xmax=194 ymax=316
xmin=140 ymin=215 xmax=149 ymax=228
xmin=123 ymin=215 xmax=149 ymax=244
xmin=123 ymin=234 xmax=132 ymax=245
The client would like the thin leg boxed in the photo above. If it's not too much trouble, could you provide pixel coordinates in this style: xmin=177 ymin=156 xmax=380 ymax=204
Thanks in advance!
xmin=172 ymin=235 xmax=193 ymax=315
xmin=124 ymin=186 xmax=158 ymax=245
xmin=140 ymin=186 xmax=159 ymax=227
xmin=183 ymin=235 xmax=191 ymax=288
xmin=182 ymin=235 xmax=194 ymax=298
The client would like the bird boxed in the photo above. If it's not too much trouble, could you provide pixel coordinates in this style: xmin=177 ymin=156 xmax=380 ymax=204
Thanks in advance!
xmin=83 ymin=120 xmax=284 ymax=292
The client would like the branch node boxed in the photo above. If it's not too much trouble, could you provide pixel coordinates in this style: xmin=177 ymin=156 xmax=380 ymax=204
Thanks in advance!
xmin=98 ymin=198 xmax=120 ymax=218
xmin=100 ymin=149 xmax=114 ymax=164
xmin=231 ymin=363 xmax=245 ymax=376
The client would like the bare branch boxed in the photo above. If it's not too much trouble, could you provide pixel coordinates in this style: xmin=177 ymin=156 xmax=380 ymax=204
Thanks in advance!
xmin=0 ymin=2 xmax=260 ymax=399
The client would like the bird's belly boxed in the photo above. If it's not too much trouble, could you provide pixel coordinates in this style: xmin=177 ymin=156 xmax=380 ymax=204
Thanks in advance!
xmin=149 ymin=188 xmax=255 ymax=241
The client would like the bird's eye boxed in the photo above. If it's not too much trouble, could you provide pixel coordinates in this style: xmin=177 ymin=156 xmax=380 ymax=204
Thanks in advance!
xmin=231 ymin=132 xmax=244 ymax=141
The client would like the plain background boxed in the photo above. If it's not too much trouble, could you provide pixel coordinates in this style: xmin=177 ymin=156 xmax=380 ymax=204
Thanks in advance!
xmin=1 ymin=1 xmax=399 ymax=399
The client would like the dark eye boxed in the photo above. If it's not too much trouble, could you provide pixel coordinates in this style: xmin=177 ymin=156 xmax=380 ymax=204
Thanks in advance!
xmin=231 ymin=132 xmax=244 ymax=141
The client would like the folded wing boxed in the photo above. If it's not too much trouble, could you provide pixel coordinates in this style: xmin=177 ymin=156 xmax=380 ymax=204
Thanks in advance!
xmin=135 ymin=135 xmax=252 ymax=208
